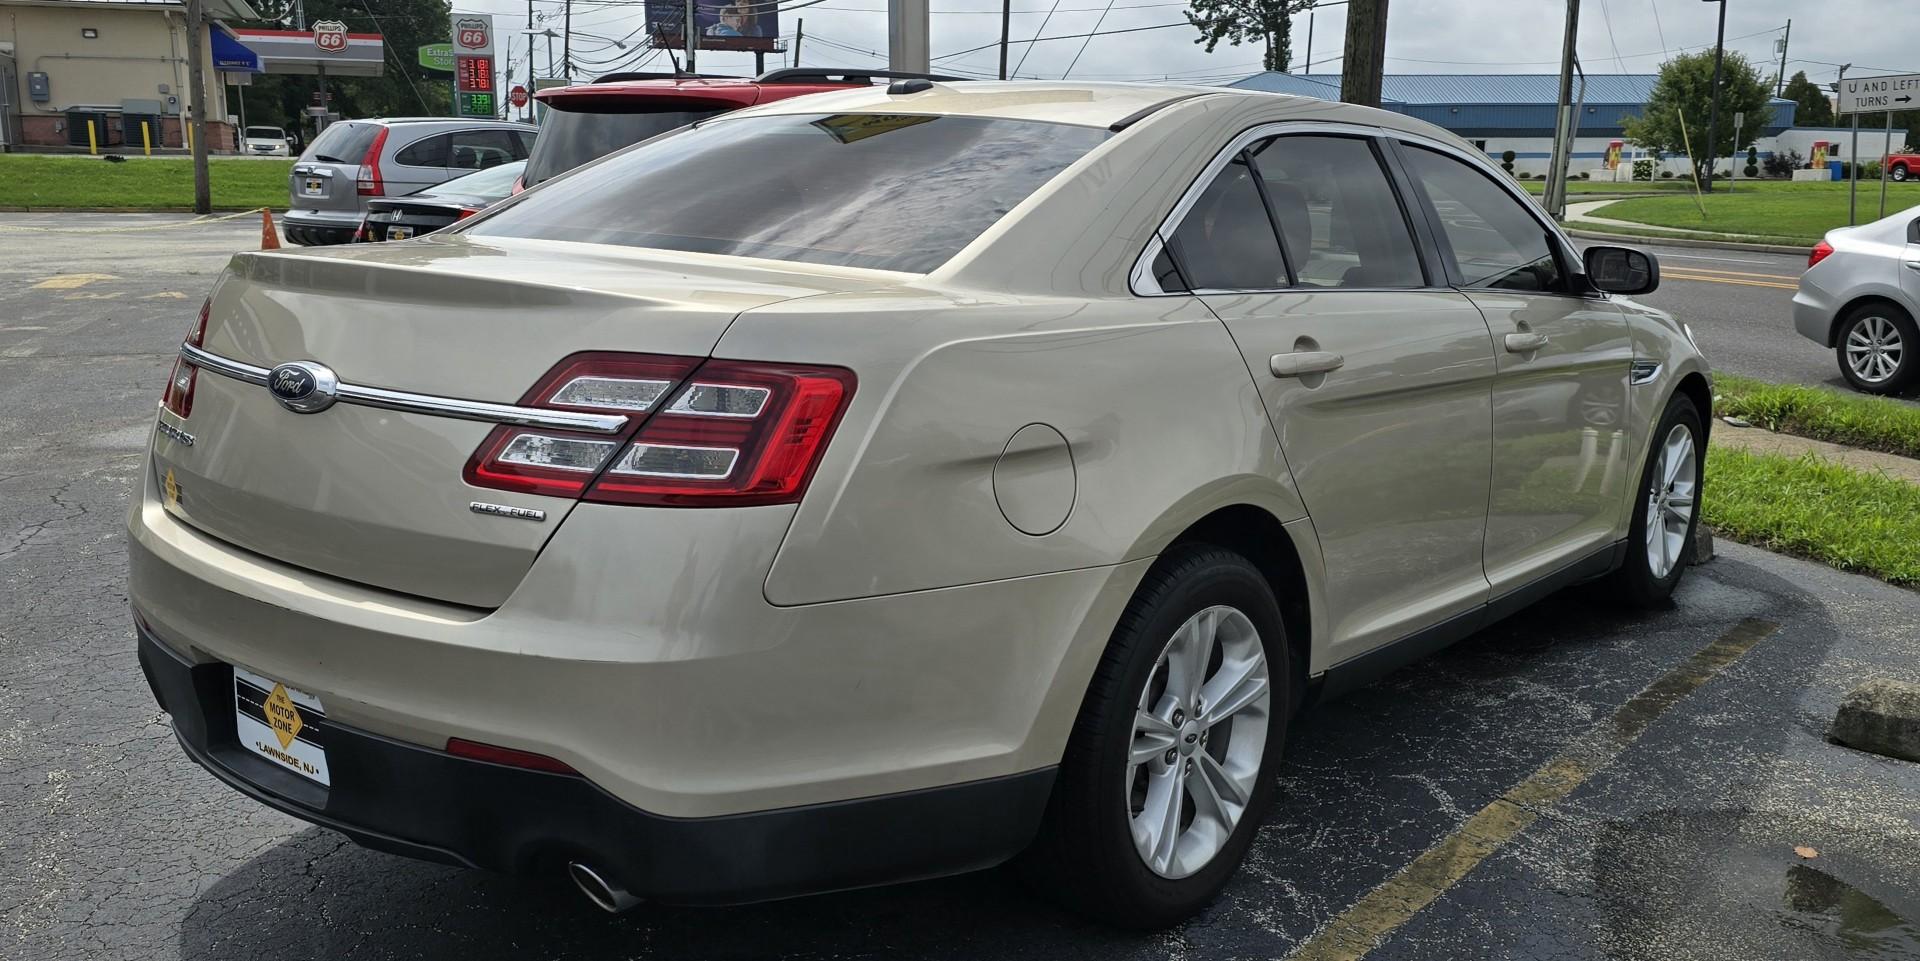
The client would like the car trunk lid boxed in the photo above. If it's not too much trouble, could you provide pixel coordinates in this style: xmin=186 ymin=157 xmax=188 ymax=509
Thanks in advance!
xmin=153 ymin=235 xmax=891 ymax=607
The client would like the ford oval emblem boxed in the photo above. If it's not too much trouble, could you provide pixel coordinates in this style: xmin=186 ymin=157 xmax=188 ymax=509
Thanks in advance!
xmin=267 ymin=361 xmax=339 ymax=413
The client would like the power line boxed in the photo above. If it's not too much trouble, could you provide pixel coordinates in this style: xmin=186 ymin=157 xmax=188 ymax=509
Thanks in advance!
xmin=1009 ymin=0 xmax=1069 ymax=78
xmin=1061 ymin=0 xmax=1121 ymax=78
xmin=938 ymin=16 xmax=1222 ymax=62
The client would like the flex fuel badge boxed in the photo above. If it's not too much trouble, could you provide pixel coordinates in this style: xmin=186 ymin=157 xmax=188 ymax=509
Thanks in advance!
xmin=263 ymin=682 xmax=304 ymax=749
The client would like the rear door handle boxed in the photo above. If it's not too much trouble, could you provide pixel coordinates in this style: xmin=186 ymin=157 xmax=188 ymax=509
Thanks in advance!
xmin=1904 ymin=261 xmax=1920 ymax=272
xmin=1269 ymin=351 xmax=1345 ymax=378
xmin=1504 ymin=332 xmax=1550 ymax=353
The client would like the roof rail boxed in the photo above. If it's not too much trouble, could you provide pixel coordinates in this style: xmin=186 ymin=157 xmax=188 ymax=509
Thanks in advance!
xmin=754 ymin=68 xmax=970 ymax=85
xmin=1108 ymin=92 xmax=1213 ymax=132
xmin=592 ymin=71 xmax=742 ymax=83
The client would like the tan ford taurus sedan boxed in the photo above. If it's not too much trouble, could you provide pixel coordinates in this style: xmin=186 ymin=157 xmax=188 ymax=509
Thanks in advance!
xmin=130 ymin=81 xmax=1708 ymax=927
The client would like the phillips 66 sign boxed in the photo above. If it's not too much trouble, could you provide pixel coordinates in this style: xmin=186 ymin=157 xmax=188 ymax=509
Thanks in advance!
xmin=312 ymin=20 xmax=348 ymax=53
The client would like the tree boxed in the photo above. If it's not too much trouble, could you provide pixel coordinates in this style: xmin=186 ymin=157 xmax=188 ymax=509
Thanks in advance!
xmin=1623 ymin=50 xmax=1775 ymax=187
xmin=232 ymin=0 xmax=453 ymax=137
xmin=1185 ymin=0 xmax=1317 ymax=72
xmin=1782 ymin=70 xmax=1834 ymax=127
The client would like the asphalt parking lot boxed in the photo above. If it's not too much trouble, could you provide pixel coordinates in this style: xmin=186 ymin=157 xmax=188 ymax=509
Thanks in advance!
xmin=3 ymin=214 xmax=1918 ymax=960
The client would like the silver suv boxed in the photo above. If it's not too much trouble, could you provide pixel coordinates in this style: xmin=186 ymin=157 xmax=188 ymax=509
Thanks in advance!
xmin=284 ymin=118 xmax=535 ymax=246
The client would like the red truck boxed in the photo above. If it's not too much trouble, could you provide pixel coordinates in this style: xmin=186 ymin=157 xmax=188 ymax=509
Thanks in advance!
xmin=1888 ymin=152 xmax=1919 ymax=182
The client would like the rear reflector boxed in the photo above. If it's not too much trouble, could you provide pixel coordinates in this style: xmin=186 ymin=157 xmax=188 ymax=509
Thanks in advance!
xmin=160 ymin=299 xmax=210 ymax=419
xmin=445 ymin=738 xmax=579 ymax=775
xmin=462 ymin=353 xmax=855 ymax=507
xmin=1808 ymin=240 xmax=1835 ymax=268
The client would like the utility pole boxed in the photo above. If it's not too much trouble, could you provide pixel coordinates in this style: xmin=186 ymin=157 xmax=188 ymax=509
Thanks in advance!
xmin=184 ymin=0 xmax=211 ymax=214
xmin=1339 ymin=0 xmax=1387 ymax=106
xmin=998 ymin=0 xmax=1011 ymax=79
xmin=1545 ymin=0 xmax=1579 ymax=216
xmin=889 ymin=0 xmax=929 ymax=72
xmin=563 ymin=0 xmax=572 ymax=83
xmin=684 ymin=0 xmax=696 ymax=72
xmin=792 ymin=18 xmax=803 ymax=66
xmin=1774 ymin=19 xmax=1790 ymax=95
xmin=1702 ymin=0 xmax=1727 ymax=193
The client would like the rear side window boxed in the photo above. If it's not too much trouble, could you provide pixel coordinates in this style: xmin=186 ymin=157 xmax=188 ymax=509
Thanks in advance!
xmin=474 ymin=113 xmax=1109 ymax=273
xmin=451 ymin=129 xmax=526 ymax=169
xmin=1400 ymin=145 xmax=1567 ymax=293
xmin=394 ymin=133 xmax=451 ymax=167
xmin=1165 ymin=157 xmax=1288 ymax=291
xmin=521 ymin=104 xmax=726 ymax=186
xmin=301 ymin=121 xmax=378 ymax=164
xmin=1246 ymin=135 xmax=1425 ymax=288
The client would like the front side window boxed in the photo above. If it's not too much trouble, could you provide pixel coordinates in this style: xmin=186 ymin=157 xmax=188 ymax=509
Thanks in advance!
xmin=1246 ymin=135 xmax=1426 ymax=289
xmin=473 ymin=113 xmax=1108 ymax=273
xmin=1400 ymin=144 xmax=1568 ymax=293
xmin=1164 ymin=156 xmax=1288 ymax=291
xmin=450 ymin=129 xmax=524 ymax=169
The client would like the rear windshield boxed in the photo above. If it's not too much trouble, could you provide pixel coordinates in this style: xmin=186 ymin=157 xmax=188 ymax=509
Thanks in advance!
xmin=246 ymin=126 xmax=284 ymax=139
xmin=521 ymin=104 xmax=725 ymax=186
xmin=301 ymin=121 xmax=378 ymax=164
xmin=473 ymin=113 xmax=1109 ymax=273
xmin=425 ymin=160 xmax=526 ymax=201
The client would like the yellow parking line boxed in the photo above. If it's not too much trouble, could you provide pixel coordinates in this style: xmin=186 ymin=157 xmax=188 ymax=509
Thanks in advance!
xmin=1663 ymin=271 xmax=1800 ymax=291
xmin=1657 ymin=265 xmax=1802 ymax=282
xmin=1287 ymin=618 xmax=1780 ymax=961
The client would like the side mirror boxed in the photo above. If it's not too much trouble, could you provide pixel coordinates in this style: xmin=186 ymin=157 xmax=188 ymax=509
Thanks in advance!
xmin=1584 ymin=245 xmax=1659 ymax=295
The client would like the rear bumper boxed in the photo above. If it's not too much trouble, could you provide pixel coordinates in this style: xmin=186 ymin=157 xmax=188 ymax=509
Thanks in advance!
xmin=1792 ymin=274 xmax=1838 ymax=346
xmin=139 ymin=623 xmax=1055 ymax=902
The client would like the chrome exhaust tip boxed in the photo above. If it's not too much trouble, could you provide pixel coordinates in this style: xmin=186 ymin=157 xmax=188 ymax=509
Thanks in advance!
xmin=568 ymin=861 xmax=641 ymax=914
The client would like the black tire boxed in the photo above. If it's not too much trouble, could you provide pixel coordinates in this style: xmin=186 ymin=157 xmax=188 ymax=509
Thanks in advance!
xmin=1606 ymin=393 xmax=1704 ymax=607
xmin=285 ymin=225 xmax=314 ymax=246
xmin=1893 ymin=164 xmax=1909 ymax=183
xmin=1021 ymin=544 xmax=1291 ymax=929
xmin=1834 ymin=302 xmax=1919 ymax=396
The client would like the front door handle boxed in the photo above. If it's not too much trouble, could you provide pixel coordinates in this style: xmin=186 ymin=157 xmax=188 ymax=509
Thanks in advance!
xmin=1504 ymin=332 xmax=1550 ymax=353
xmin=1270 ymin=350 xmax=1345 ymax=378
xmin=1904 ymin=261 xmax=1920 ymax=272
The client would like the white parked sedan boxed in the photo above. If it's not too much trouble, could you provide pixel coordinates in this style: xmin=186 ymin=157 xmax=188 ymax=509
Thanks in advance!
xmin=1795 ymin=206 xmax=1920 ymax=394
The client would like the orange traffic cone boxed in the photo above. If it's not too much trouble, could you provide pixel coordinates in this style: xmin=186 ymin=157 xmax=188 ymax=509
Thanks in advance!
xmin=261 ymin=209 xmax=281 ymax=250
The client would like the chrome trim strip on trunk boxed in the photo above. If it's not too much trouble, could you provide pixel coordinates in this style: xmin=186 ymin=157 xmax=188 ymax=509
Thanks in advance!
xmin=178 ymin=343 xmax=630 ymax=434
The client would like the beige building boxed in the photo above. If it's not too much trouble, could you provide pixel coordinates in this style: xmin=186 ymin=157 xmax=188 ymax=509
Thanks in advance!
xmin=1 ymin=0 xmax=258 ymax=152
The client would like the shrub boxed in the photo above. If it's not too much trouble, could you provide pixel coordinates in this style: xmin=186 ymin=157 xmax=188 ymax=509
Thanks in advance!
xmin=1501 ymin=149 xmax=1516 ymax=174
xmin=1745 ymin=146 xmax=1760 ymax=178
xmin=1577 ymin=170 xmax=1590 ymax=179
xmin=1632 ymin=158 xmax=1657 ymax=181
xmin=1660 ymin=170 xmax=1675 ymax=179
xmin=1763 ymin=150 xmax=1803 ymax=177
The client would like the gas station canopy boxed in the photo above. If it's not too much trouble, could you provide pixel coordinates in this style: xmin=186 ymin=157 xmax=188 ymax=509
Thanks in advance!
xmin=226 ymin=27 xmax=386 ymax=77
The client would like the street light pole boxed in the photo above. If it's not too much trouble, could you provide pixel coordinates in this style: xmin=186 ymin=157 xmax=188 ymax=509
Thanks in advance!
xmin=1702 ymin=0 xmax=1727 ymax=193
xmin=1545 ymin=0 xmax=1579 ymax=217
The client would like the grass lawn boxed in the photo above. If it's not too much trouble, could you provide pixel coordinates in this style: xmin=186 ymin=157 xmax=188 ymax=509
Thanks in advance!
xmin=1594 ymin=181 xmax=1920 ymax=245
xmin=1704 ymin=446 xmax=1920 ymax=586
xmin=1518 ymin=180 xmax=1697 ymax=195
xmin=0 ymin=154 xmax=293 ymax=210
xmin=1715 ymin=374 xmax=1920 ymax=460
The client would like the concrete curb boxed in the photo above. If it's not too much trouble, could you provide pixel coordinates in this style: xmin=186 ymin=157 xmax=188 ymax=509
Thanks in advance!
xmin=1564 ymin=226 xmax=1809 ymax=256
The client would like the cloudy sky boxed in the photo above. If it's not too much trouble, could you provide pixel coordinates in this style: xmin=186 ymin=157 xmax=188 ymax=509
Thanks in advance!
xmin=460 ymin=0 xmax=1913 ymax=93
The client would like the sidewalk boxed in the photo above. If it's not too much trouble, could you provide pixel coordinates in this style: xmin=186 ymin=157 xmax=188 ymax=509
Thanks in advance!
xmin=1712 ymin=420 xmax=1920 ymax=485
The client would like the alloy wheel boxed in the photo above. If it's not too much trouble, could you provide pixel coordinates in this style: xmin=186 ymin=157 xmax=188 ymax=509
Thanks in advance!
xmin=1128 ymin=605 xmax=1271 ymax=879
xmin=1644 ymin=423 xmax=1698 ymax=579
xmin=1845 ymin=315 xmax=1905 ymax=384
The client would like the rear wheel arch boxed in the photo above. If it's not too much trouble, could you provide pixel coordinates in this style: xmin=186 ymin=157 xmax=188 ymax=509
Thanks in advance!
xmin=1155 ymin=505 xmax=1311 ymax=709
xmin=1828 ymin=295 xmax=1914 ymax=347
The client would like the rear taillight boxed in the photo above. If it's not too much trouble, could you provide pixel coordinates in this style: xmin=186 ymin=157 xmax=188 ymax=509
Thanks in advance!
xmin=455 ymin=206 xmax=481 ymax=220
xmin=463 ymin=353 xmax=855 ymax=507
xmin=1808 ymin=240 xmax=1835 ymax=268
xmin=160 ymin=299 xmax=209 ymax=418
xmin=356 ymin=127 xmax=390 ymax=196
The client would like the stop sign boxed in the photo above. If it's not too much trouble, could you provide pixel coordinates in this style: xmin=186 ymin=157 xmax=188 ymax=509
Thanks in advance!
xmin=509 ymin=85 xmax=529 ymax=108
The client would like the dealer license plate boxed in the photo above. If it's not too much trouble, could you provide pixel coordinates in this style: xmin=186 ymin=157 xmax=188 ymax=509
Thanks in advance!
xmin=233 ymin=666 xmax=330 ymax=786
xmin=387 ymin=225 xmax=413 ymax=241
xmin=302 ymin=178 xmax=324 ymax=196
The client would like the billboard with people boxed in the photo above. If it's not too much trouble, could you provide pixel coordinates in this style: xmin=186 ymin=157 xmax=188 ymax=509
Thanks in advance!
xmin=645 ymin=0 xmax=778 ymax=52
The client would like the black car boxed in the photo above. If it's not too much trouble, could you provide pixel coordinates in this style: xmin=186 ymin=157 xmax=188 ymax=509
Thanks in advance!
xmin=354 ymin=160 xmax=526 ymax=242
